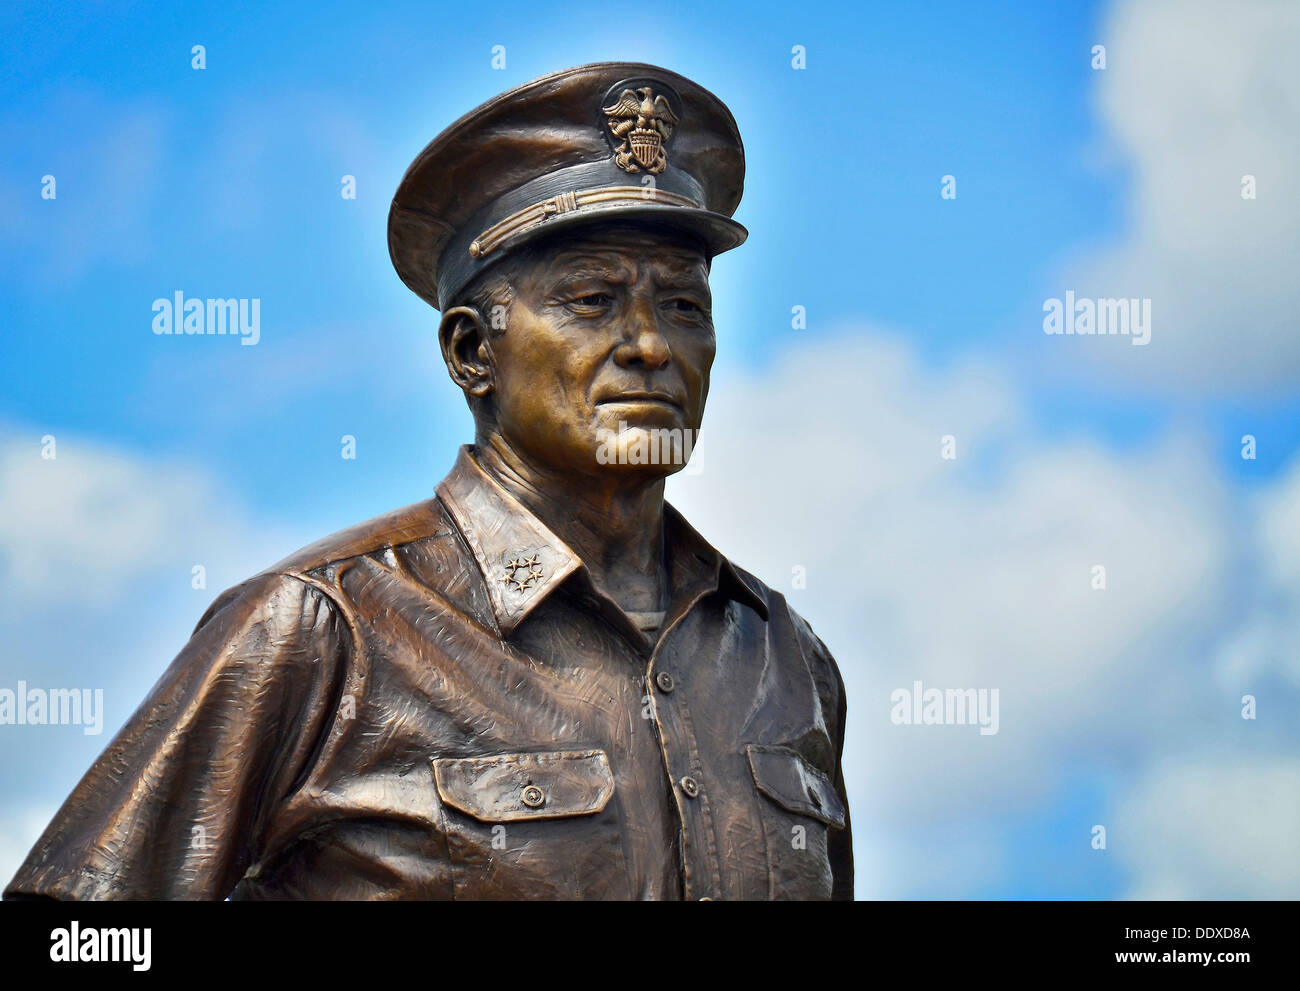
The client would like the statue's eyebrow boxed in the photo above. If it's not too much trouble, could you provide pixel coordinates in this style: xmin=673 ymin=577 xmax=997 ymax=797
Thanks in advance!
xmin=546 ymin=260 xmax=631 ymax=285
xmin=656 ymin=268 xmax=710 ymax=291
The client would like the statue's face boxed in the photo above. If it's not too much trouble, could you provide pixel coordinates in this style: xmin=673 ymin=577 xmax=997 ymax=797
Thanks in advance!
xmin=488 ymin=225 xmax=714 ymax=479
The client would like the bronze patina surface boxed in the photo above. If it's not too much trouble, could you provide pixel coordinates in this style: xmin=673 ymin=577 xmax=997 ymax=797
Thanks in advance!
xmin=5 ymin=61 xmax=852 ymax=900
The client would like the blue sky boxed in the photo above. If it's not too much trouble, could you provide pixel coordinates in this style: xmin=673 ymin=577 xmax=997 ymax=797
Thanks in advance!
xmin=3 ymin=0 xmax=1298 ymax=899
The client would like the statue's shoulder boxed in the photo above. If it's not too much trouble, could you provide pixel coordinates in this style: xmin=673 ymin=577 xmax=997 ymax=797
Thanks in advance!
xmin=261 ymin=496 xmax=459 ymax=578
xmin=716 ymin=553 xmax=840 ymax=673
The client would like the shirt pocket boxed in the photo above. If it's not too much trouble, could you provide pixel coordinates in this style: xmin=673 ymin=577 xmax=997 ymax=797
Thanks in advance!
xmin=431 ymin=749 xmax=615 ymax=821
xmin=745 ymin=743 xmax=845 ymax=899
xmin=430 ymin=749 xmax=626 ymax=898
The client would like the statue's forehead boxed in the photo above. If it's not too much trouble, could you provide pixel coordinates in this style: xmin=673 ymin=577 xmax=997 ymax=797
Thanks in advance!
xmin=528 ymin=232 xmax=711 ymax=279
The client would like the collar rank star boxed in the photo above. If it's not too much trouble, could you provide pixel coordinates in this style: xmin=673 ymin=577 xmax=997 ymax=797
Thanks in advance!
xmin=603 ymin=85 xmax=678 ymax=174
xmin=500 ymin=554 xmax=544 ymax=593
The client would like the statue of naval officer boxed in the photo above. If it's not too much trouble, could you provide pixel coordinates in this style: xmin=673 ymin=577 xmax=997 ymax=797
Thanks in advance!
xmin=6 ymin=62 xmax=852 ymax=901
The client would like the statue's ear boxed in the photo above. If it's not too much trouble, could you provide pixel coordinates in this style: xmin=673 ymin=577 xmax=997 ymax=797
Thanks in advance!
xmin=439 ymin=306 xmax=495 ymax=398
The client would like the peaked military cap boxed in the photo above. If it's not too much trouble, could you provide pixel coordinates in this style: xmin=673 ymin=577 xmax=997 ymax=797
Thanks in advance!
xmin=388 ymin=61 xmax=748 ymax=311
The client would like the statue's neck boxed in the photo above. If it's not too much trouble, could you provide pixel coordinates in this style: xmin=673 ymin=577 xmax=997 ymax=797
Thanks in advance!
xmin=474 ymin=437 xmax=668 ymax=613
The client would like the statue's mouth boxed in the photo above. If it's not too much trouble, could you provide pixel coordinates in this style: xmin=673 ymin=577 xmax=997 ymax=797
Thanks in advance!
xmin=596 ymin=391 xmax=683 ymax=411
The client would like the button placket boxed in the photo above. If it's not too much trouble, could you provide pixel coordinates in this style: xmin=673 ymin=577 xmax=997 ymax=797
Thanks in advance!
xmin=645 ymin=612 xmax=724 ymax=901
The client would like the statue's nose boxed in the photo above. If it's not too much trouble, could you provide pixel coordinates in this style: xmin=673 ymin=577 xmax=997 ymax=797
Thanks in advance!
xmin=613 ymin=303 xmax=671 ymax=370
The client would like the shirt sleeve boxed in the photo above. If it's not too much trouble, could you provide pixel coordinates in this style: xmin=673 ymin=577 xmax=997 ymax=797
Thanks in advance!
xmin=3 ymin=571 xmax=348 ymax=901
xmin=825 ymin=652 xmax=853 ymax=901
xmin=790 ymin=610 xmax=854 ymax=901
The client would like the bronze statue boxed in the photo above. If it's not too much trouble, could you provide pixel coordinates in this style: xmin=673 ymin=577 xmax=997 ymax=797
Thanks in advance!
xmin=5 ymin=62 xmax=851 ymax=900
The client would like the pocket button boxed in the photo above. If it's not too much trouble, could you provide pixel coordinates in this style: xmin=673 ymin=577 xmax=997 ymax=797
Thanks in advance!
xmin=521 ymin=785 xmax=546 ymax=808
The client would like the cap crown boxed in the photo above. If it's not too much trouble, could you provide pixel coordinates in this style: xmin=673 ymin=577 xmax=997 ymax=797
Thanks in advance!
xmin=388 ymin=62 xmax=747 ymax=310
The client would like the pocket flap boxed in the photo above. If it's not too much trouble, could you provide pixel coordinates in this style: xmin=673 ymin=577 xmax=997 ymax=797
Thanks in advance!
xmin=746 ymin=743 xmax=847 ymax=829
xmin=431 ymin=749 xmax=615 ymax=823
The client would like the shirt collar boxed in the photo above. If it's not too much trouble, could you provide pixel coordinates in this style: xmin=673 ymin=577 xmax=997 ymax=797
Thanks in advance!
xmin=435 ymin=445 xmax=768 ymax=636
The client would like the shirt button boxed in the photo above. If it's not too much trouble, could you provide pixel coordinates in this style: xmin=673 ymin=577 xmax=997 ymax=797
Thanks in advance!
xmin=521 ymin=785 xmax=546 ymax=808
xmin=655 ymin=671 xmax=675 ymax=693
xmin=679 ymin=775 xmax=700 ymax=798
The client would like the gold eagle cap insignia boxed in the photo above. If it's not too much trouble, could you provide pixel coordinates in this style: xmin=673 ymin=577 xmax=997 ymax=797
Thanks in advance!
xmin=603 ymin=86 xmax=679 ymax=175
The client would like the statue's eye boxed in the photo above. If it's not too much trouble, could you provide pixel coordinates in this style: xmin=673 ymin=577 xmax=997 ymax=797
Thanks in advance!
xmin=571 ymin=292 xmax=612 ymax=307
xmin=671 ymin=298 xmax=702 ymax=313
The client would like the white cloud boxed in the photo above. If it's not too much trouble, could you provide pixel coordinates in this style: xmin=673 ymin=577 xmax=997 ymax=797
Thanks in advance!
xmin=0 ymin=430 xmax=285 ymax=611
xmin=1057 ymin=0 xmax=1300 ymax=391
xmin=1118 ymin=756 xmax=1300 ymax=899
xmin=670 ymin=327 xmax=1300 ymax=897
xmin=1213 ymin=457 xmax=1300 ymax=692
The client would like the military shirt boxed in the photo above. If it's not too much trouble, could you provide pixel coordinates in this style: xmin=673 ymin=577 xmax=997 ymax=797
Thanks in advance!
xmin=5 ymin=446 xmax=852 ymax=900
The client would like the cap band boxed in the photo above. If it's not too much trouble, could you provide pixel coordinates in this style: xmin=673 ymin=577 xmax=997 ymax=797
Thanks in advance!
xmin=438 ymin=159 xmax=708 ymax=309
xmin=469 ymin=186 xmax=702 ymax=260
